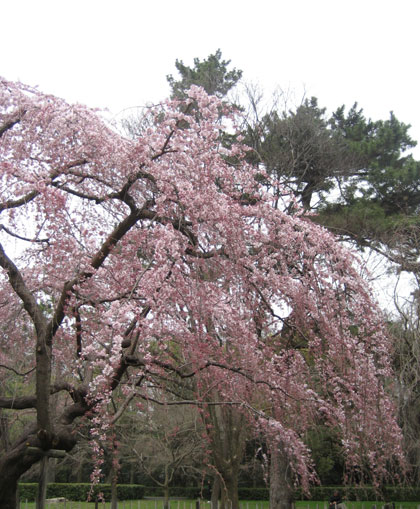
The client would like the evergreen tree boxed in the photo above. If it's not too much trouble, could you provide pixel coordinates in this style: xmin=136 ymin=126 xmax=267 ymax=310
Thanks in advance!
xmin=167 ymin=49 xmax=242 ymax=100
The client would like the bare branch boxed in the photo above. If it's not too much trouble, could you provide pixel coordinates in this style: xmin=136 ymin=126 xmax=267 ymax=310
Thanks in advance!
xmin=0 ymin=364 xmax=35 ymax=376
xmin=0 ymin=224 xmax=49 ymax=244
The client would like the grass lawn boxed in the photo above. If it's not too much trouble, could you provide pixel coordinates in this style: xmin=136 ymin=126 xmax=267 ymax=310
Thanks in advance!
xmin=18 ymin=501 xmax=420 ymax=509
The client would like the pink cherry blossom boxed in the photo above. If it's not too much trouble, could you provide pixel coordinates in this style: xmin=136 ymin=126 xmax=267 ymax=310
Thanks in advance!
xmin=0 ymin=77 xmax=405 ymax=506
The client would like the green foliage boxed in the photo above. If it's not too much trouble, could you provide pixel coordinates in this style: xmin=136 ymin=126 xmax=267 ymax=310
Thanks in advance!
xmin=306 ymin=428 xmax=344 ymax=485
xmin=249 ymin=94 xmax=420 ymax=217
xmin=167 ymin=49 xmax=242 ymax=100
xmin=314 ymin=200 xmax=395 ymax=243
xmin=237 ymin=488 xmax=269 ymax=500
xmin=18 ymin=483 xmax=37 ymax=501
xmin=18 ymin=483 xmax=420 ymax=502
xmin=246 ymin=96 xmax=359 ymax=210
xmin=296 ymin=486 xmax=420 ymax=502
xmin=18 ymin=483 xmax=145 ymax=502
xmin=317 ymin=106 xmax=420 ymax=259
xmin=142 ymin=486 xmax=205 ymax=499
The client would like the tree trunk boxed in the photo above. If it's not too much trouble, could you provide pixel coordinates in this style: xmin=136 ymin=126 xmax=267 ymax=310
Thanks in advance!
xmin=0 ymin=410 xmax=10 ymax=451
xmin=16 ymin=486 xmax=20 ymax=509
xmin=1 ymin=484 xmax=17 ymax=509
xmin=0 ymin=441 xmax=41 ymax=509
xmin=211 ymin=474 xmax=221 ymax=509
xmin=269 ymin=446 xmax=294 ymax=509
xmin=205 ymin=402 xmax=247 ymax=509
xmin=163 ymin=484 xmax=170 ymax=509
xmin=0 ymin=420 xmax=79 ymax=509
xmin=111 ymin=472 xmax=118 ymax=509
xmin=222 ymin=471 xmax=239 ymax=509
xmin=130 ymin=461 xmax=135 ymax=484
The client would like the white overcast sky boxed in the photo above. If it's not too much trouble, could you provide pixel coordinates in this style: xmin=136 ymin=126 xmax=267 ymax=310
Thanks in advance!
xmin=2 ymin=0 xmax=420 ymax=156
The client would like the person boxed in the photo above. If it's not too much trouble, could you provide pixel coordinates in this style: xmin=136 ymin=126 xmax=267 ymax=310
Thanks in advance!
xmin=329 ymin=490 xmax=343 ymax=509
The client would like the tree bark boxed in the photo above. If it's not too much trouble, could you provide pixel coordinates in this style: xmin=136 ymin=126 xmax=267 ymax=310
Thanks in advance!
xmin=163 ymin=484 xmax=170 ymax=509
xmin=0 ymin=421 xmax=79 ymax=509
xmin=0 ymin=410 xmax=10 ymax=451
xmin=211 ymin=474 xmax=221 ymax=509
xmin=0 ymin=440 xmax=41 ymax=509
xmin=269 ymin=446 xmax=294 ymax=509
xmin=111 ymin=470 xmax=118 ymax=509
xmin=221 ymin=470 xmax=239 ymax=509
xmin=207 ymin=404 xmax=246 ymax=509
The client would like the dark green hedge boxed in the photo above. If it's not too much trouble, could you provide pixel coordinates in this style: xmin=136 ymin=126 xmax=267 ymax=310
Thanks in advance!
xmin=297 ymin=486 xmax=420 ymax=502
xmin=18 ymin=483 xmax=420 ymax=502
xmin=237 ymin=488 xmax=269 ymax=500
xmin=18 ymin=483 xmax=145 ymax=502
xmin=143 ymin=486 xmax=204 ymax=499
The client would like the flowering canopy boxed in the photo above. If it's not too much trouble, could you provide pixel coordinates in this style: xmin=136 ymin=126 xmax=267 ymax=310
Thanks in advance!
xmin=0 ymin=77 xmax=403 ymax=498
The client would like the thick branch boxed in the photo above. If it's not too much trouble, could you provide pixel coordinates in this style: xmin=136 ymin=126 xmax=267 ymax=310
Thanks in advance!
xmin=0 ymin=109 xmax=25 ymax=138
xmin=0 ymin=382 xmax=82 ymax=410
xmin=0 ymin=395 xmax=36 ymax=410
xmin=0 ymin=190 xmax=39 ymax=213
xmin=47 ymin=207 xmax=148 ymax=340
xmin=0 ymin=242 xmax=47 ymax=337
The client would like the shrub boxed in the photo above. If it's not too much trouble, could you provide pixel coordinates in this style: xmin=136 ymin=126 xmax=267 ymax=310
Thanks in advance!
xmin=18 ymin=483 xmax=145 ymax=501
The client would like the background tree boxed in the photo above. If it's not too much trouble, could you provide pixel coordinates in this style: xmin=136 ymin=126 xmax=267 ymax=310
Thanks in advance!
xmin=389 ymin=288 xmax=420 ymax=483
xmin=245 ymin=96 xmax=356 ymax=210
xmin=167 ymin=49 xmax=242 ymax=100
xmin=200 ymin=396 xmax=249 ymax=509
xmin=121 ymin=398 xmax=204 ymax=509
xmin=316 ymin=106 xmax=420 ymax=264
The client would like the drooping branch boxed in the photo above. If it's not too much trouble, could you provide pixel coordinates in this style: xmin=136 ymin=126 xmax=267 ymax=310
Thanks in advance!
xmin=124 ymin=353 xmax=307 ymax=404
xmin=0 ymin=364 xmax=36 ymax=376
xmin=0 ymin=224 xmax=49 ymax=244
xmin=0 ymin=160 xmax=87 ymax=213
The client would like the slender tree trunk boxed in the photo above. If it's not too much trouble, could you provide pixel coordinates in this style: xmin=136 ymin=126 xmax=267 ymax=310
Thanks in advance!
xmin=211 ymin=474 xmax=221 ymax=509
xmin=130 ymin=461 xmax=135 ymax=484
xmin=220 ymin=486 xmax=228 ymax=509
xmin=163 ymin=484 xmax=170 ymax=509
xmin=224 ymin=471 xmax=239 ymax=509
xmin=269 ymin=446 xmax=294 ymax=509
xmin=111 ymin=471 xmax=118 ymax=509
xmin=205 ymin=402 xmax=247 ymax=509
